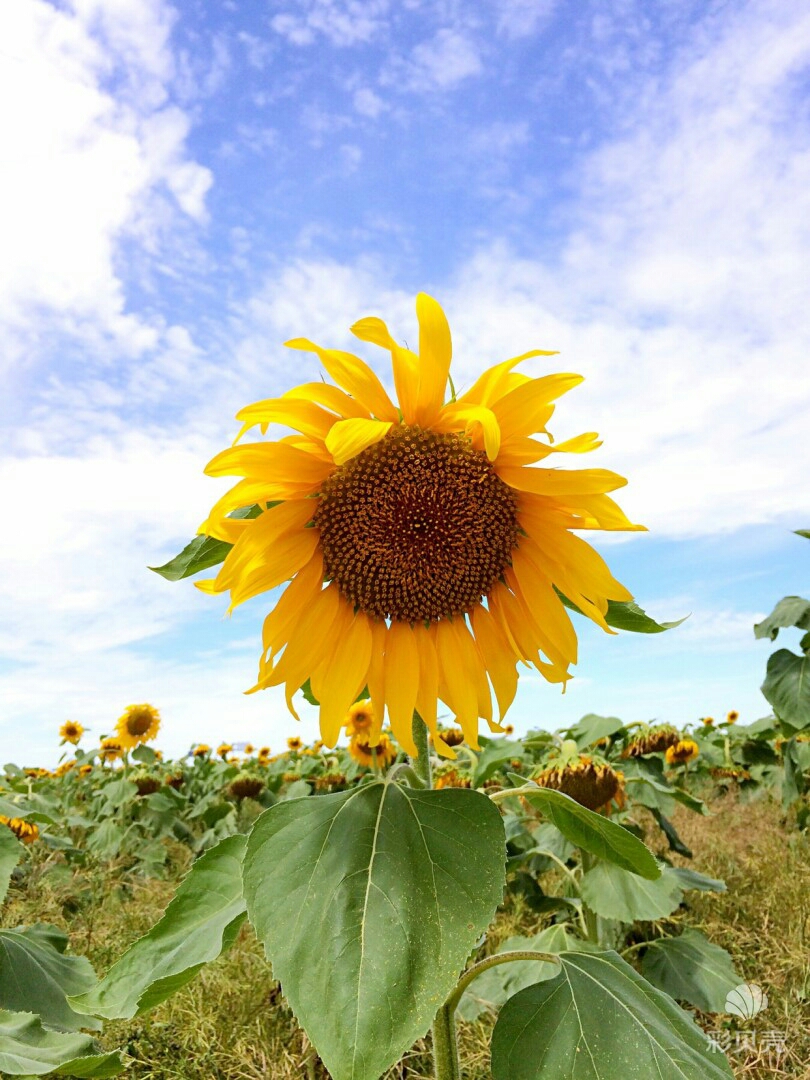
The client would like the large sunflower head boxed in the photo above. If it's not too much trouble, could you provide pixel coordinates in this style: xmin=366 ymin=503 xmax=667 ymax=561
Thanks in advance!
xmin=59 ymin=720 xmax=84 ymax=744
xmin=99 ymin=737 xmax=124 ymax=763
xmin=115 ymin=704 xmax=160 ymax=750
xmin=198 ymin=295 xmax=642 ymax=758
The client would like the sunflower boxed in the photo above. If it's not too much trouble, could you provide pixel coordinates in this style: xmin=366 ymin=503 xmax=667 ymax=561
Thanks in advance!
xmin=193 ymin=744 xmax=211 ymax=758
xmin=621 ymin=724 xmax=681 ymax=758
xmin=78 ymin=764 xmax=93 ymax=777
xmin=0 ymin=815 xmax=39 ymax=844
xmin=217 ymin=743 xmax=233 ymax=760
xmin=348 ymin=731 xmax=398 ymax=768
xmin=197 ymin=294 xmax=641 ymax=757
xmin=665 ymin=739 xmax=699 ymax=765
xmin=532 ymin=756 xmax=624 ymax=812
xmin=59 ymin=720 xmax=84 ymax=744
xmin=345 ymin=699 xmax=375 ymax=738
xmin=287 ymin=736 xmax=303 ymax=752
xmin=726 ymin=710 xmax=739 ymax=724
xmin=99 ymin=737 xmax=124 ymax=763
xmin=115 ymin=704 xmax=160 ymax=750
xmin=701 ymin=716 xmax=715 ymax=726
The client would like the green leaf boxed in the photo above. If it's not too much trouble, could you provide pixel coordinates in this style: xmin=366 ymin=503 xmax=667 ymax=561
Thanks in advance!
xmin=580 ymin=861 xmax=683 ymax=921
xmin=516 ymin=784 xmax=660 ymax=880
xmin=642 ymin=930 xmax=741 ymax=1013
xmin=243 ymin=780 xmax=506 ymax=1080
xmin=754 ymin=596 xmax=810 ymax=641
xmin=491 ymin=950 xmax=733 ymax=1080
xmin=0 ymin=829 xmax=23 ymax=905
xmin=795 ymin=529 xmax=810 ymax=540
xmin=0 ymin=925 xmax=99 ymax=1032
xmin=565 ymin=714 xmax=626 ymax=749
xmin=69 ymin=834 xmax=247 ymax=1020
xmin=472 ymin=740 xmax=524 ymax=787
xmin=0 ymin=1010 xmax=123 ymax=1077
xmin=149 ymin=505 xmax=266 ymax=581
xmin=761 ymin=648 xmax=810 ymax=730
xmin=555 ymin=590 xmax=686 ymax=634
xmin=457 ymin=925 xmax=573 ymax=1022
xmin=666 ymin=867 xmax=726 ymax=893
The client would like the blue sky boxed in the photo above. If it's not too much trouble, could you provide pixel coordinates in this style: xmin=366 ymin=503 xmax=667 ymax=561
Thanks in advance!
xmin=2 ymin=0 xmax=809 ymax=764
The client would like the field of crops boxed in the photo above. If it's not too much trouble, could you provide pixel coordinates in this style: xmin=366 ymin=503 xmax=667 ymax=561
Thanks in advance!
xmin=3 ymin=701 xmax=809 ymax=1080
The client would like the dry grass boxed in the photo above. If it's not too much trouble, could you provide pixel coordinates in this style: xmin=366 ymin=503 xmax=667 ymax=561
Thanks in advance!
xmin=5 ymin=793 xmax=809 ymax=1078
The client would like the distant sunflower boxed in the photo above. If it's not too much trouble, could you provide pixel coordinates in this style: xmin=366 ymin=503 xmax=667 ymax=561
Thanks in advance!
xmin=665 ymin=739 xmax=699 ymax=765
xmin=198 ymin=295 xmax=641 ymax=757
xmin=287 ymin=736 xmax=303 ymax=752
xmin=702 ymin=716 xmax=715 ymax=726
xmin=115 ymin=704 xmax=160 ymax=750
xmin=99 ymin=737 xmax=124 ymax=763
xmin=348 ymin=732 xmax=398 ymax=768
xmin=192 ymin=744 xmax=211 ymax=758
xmin=217 ymin=743 xmax=233 ymax=760
xmin=59 ymin=721 xmax=84 ymax=744
xmin=726 ymin=710 xmax=739 ymax=725
xmin=0 ymin=815 xmax=39 ymax=844
xmin=345 ymin=700 xmax=375 ymax=738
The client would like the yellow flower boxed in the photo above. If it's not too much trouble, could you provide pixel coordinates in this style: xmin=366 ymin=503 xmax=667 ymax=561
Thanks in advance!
xmin=115 ymin=704 xmax=160 ymax=750
xmin=244 ymin=743 xmax=254 ymax=754
xmin=726 ymin=710 xmax=739 ymax=724
xmin=59 ymin=721 xmax=84 ymax=744
xmin=702 ymin=716 xmax=715 ymax=726
xmin=217 ymin=743 xmax=233 ymax=759
xmin=287 ymin=736 xmax=303 ymax=752
xmin=348 ymin=732 xmax=398 ymax=768
xmin=345 ymin=700 xmax=376 ymax=738
xmin=198 ymin=295 xmax=641 ymax=758
xmin=99 ymin=737 xmax=124 ymax=763
xmin=665 ymin=739 xmax=699 ymax=765
xmin=193 ymin=744 xmax=211 ymax=758
xmin=434 ymin=767 xmax=471 ymax=789
xmin=78 ymin=764 xmax=94 ymax=776
xmin=54 ymin=760 xmax=76 ymax=777
xmin=0 ymin=815 xmax=39 ymax=844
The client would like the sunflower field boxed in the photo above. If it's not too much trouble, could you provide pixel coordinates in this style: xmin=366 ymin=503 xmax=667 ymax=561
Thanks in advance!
xmin=2 ymin=299 xmax=809 ymax=1080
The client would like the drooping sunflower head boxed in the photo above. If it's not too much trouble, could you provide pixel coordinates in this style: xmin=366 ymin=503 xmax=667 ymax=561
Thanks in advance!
xmin=348 ymin=731 xmax=398 ymax=769
xmin=621 ymin=724 xmax=681 ymax=758
xmin=435 ymin=726 xmax=465 ymax=748
xmin=665 ymin=739 xmax=700 ymax=765
xmin=229 ymin=772 xmax=265 ymax=801
xmin=99 ymin=737 xmax=124 ymax=763
xmin=0 ymin=815 xmax=39 ymax=844
xmin=59 ymin=721 xmax=84 ymax=744
xmin=198 ymin=294 xmax=642 ymax=757
xmin=132 ymin=771 xmax=161 ymax=797
xmin=434 ymin=766 xmax=472 ymax=790
xmin=532 ymin=754 xmax=624 ymax=812
xmin=115 ymin=704 xmax=160 ymax=750
xmin=54 ymin=760 xmax=76 ymax=778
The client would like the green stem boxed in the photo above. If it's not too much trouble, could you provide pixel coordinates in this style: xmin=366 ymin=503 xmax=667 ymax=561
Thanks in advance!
xmin=580 ymin=850 xmax=599 ymax=945
xmin=445 ymin=951 xmax=561 ymax=1015
xmin=432 ymin=1003 xmax=461 ymax=1080
xmin=411 ymin=711 xmax=432 ymax=789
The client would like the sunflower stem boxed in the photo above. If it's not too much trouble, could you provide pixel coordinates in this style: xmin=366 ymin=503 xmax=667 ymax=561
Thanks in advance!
xmin=411 ymin=711 xmax=432 ymax=789
xmin=431 ymin=1003 xmax=461 ymax=1080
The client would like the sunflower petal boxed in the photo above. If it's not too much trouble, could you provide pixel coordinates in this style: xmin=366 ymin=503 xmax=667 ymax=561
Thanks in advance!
xmin=205 ymin=441 xmax=332 ymax=483
xmin=498 ymin=466 xmax=628 ymax=496
xmin=415 ymin=292 xmax=452 ymax=424
xmin=213 ymin=501 xmax=315 ymax=591
xmin=325 ymin=417 xmax=393 ymax=465
xmin=286 ymin=338 xmax=399 ymax=421
xmin=384 ymin=621 xmax=420 ymax=755
xmin=351 ymin=317 xmax=420 ymax=424
xmin=471 ymin=605 xmax=519 ymax=721
xmin=317 ymin=608 xmax=374 ymax=746
xmin=233 ymin=398 xmax=337 ymax=443
xmin=435 ymin=619 xmax=480 ymax=748
xmin=492 ymin=373 xmax=583 ymax=438
xmin=260 ymin=553 xmax=324 ymax=663
xmin=436 ymin=403 xmax=501 ymax=461
xmin=284 ymin=382 xmax=370 ymax=419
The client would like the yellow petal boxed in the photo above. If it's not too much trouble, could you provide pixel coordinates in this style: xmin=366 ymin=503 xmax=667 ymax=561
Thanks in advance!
xmin=498 ymin=466 xmax=628 ymax=496
xmin=413 ymin=625 xmax=456 ymax=759
xmin=317 ymin=607 xmax=373 ymax=746
xmin=492 ymin=373 xmax=583 ymax=439
xmin=233 ymin=398 xmax=337 ymax=443
xmin=561 ymin=493 xmax=646 ymax=532
xmin=436 ymin=403 xmax=501 ymax=461
xmin=496 ymin=432 xmax=601 ymax=468
xmin=260 ymin=552 xmax=324 ymax=664
xmin=286 ymin=338 xmax=399 ymax=422
xmin=435 ymin=619 xmax=480 ymax=748
xmin=415 ymin=292 xmax=452 ymax=425
xmin=351 ymin=317 xmax=420 ymax=425
xmin=202 ymin=477 xmax=319 ymax=528
xmin=458 ymin=351 xmax=558 ymax=408
xmin=365 ymin=619 xmax=388 ymax=746
xmin=213 ymin=500 xmax=315 ymax=591
xmin=284 ymin=382 xmax=370 ymax=419
xmin=325 ymin=417 xmax=393 ymax=465
xmin=384 ymin=621 xmax=420 ymax=753
xmin=205 ymin=441 xmax=332 ymax=483
xmin=508 ymin=546 xmax=579 ymax=663
xmin=200 ymin=515 xmax=253 ymax=544
xmin=227 ymin=529 xmax=320 ymax=610
xmin=471 ymin=605 xmax=519 ymax=721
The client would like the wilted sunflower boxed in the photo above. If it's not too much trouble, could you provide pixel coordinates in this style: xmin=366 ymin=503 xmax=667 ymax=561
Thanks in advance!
xmin=229 ymin=772 xmax=265 ymax=800
xmin=532 ymin=755 xmax=624 ymax=812
xmin=99 ymin=737 xmax=124 ymax=763
xmin=115 ymin=704 xmax=160 ymax=750
xmin=434 ymin=766 xmax=471 ymax=789
xmin=665 ymin=739 xmax=699 ymax=765
xmin=348 ymin=732 xmax=398 ymax=768
xmin=59 ymin=720 xmax=84 ymax=744
xmin=198 ymin=294 xmax=641 ymax=757
xmin=0 ymin=815 xmax=39 ymax=844
xmin=622 ymin=724 xmax=681 ymax=758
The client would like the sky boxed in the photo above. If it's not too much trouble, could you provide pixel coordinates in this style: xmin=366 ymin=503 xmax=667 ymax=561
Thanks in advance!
xmin=2 ymin=0 xmax=810 ymax=765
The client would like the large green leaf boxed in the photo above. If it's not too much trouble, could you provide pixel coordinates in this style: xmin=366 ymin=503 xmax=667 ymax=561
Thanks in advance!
xmin=556 ymin=590 xmax=686 ymax=633
xmin=580 ymin=861 xmax=683 ymax=922
xmin=565 ymin=714 xmax=627 ymax=749
xmin=641 ymin=930 xmax=741 ymax=1013
xmin=70 ymin=834 xmax=247 ymax=1020
xmin=761 ymin=648 xmax=810 ymax=730
xmin=491 ymin=950 xmax=733 ymax=1079
xmin=472 ymin=739 xmax=524 ymax=787
xmin=150 ymin=505 xmax=266 ymax=581
xmin=0 ymin=828 xmax=23 ymax=904
xmin=754 ymin=596 xmax=810 ymax=641
xmin=457 ymin=925 xmax=573 ymax=1022
xmin=0 ymin=1010 xmax=123 ymax=1077
xmin=0 ymin=925 xmax=99 ymax=1032
xmin=243 ymin=780 xmax=506 ymax=1080
xmin=516 ymin=783 xmax=660 ymax=880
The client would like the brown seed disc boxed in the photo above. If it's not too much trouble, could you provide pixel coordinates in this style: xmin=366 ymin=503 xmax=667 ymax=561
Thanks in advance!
xmin=313 ymin=426 xmax=519 ymax=622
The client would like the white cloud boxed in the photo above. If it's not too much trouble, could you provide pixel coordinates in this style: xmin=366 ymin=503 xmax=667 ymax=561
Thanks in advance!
xmin=353 ymin=86 xmax=387 ymax=117
xmin=271 ymin=0 xmax=389 ymax=48
xmin=0 ymin=0 xmax=211 ymax=356
xmin=494 ymin=0 xmax=557 ymax=41
xmin=393 ymin=29 xmax=484 ymax=92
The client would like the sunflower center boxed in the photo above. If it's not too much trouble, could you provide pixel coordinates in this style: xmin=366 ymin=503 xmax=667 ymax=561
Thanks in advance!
xmin=314 ymin=426 xmax=519 ymax=622
xmin=126 ymin=710 xmax=154 ymax=736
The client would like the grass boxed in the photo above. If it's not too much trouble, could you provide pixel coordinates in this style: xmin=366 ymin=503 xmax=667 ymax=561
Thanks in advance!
xmin=4 ymin=789 xmax=810 ymax=1079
